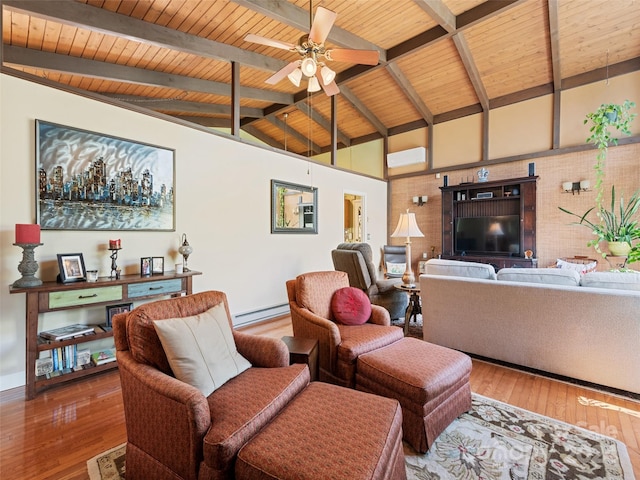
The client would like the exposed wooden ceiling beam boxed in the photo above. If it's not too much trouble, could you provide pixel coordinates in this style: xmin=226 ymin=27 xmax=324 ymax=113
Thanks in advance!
xmin=295 ymin=103 xmax=351 ymax=147
xmin=99 ymin=95 xmax=264 ymax=118
xmin=340 ymin=85 xmax=387 ymax=136
xmin=231 ymin=0 xmax=387 ymax=62
xmin=242 ymin=125 xmax=285 ymax=150
xmin=3 ymin=46 xmax=293 ymax=105
xmin=2 ymin=0 xmax=285 ymax=73
xmin=547 ymin=0 xmax=562 ymax=91
xmin=452 ymin=33 xmax=489 ymax=111
xmin=266 ymin=115 xmax=321 ymax=154
xmin=413 ymin=0 xmax=456 ymax=33
xmin=561 ymin=56 xmax=640 ymax=90
xmin=386 ymin=62 xmax=434 ymax=125
xmin=173 ymin=116 xmax=230 ymax=128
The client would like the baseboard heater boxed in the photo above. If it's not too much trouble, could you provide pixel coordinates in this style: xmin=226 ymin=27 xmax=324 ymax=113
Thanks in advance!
xmin=233 ymin=303 xmax=289 ymax=327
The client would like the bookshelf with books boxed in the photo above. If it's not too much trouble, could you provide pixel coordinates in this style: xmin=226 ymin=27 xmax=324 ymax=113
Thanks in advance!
xmin=10 ymin=270 xmax=201 ymax=399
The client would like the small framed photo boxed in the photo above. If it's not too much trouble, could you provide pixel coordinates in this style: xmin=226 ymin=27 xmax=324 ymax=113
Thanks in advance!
xmin=152 ymin=257 xmax=164 ymax=275
xmin=140 ymin=257 xmax=152 ymax=276
xmin=57 ymin=253 xmax=86 ymax=283
xmin=105 ymin=303 xmax=133 ymax=328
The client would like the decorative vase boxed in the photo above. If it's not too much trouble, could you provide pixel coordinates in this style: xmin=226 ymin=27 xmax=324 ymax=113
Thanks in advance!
xmin=607 ymin=241 xmax=631 ymax=256
xmin=605 ymin=110 xmax=618 ymax=123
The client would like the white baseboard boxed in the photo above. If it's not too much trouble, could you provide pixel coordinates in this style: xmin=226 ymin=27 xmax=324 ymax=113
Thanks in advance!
xmin=233 ymin=303 xmax=289 ymax=328
xmin=0 ymin=372 xmax=26 ymax=392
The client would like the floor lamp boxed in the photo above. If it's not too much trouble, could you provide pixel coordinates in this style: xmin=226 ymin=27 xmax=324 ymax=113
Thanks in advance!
xmin=391 ymin=209 xmax=424 ymax=287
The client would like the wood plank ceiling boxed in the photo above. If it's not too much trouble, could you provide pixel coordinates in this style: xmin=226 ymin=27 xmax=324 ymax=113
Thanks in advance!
xmin=2 ymin=0 xmax=640 ymax=158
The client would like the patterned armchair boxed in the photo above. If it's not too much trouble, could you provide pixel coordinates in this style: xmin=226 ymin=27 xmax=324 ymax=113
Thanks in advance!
xmin=331 ymin=242 xmax=408 ymax=320
xmin=286 ymin=271 xmax=404 ymax=388
xmin=113 ymin=291 xmax=309 ymax=480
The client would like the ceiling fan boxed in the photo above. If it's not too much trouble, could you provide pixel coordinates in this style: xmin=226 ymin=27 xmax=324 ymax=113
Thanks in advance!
xmin=244 ymin=5 xmax=379 ymax=96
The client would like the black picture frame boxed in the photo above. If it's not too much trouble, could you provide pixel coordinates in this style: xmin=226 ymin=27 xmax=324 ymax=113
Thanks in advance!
xmin=140 ymin=257 xmax=152 ymax=277
xmin=152 ymin=257 xmax=164 ymax=275
xmin=105 ymin=303 xmax=133 ymax=328
xmin=57 ymin=253 xmax=87 ymax=283
xmin=36 ymin=120 xmax=176 ymax=231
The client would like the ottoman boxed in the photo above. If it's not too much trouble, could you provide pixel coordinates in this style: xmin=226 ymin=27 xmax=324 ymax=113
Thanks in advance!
xmin=235 ymin=382 xmax=406 ymax=480
xmin=356 ymin=337 xmax=472 ymax=453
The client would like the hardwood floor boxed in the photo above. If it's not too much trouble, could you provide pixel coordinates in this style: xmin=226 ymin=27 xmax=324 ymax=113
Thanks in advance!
xmin=1 ymin=316 xmax=638 ymax=479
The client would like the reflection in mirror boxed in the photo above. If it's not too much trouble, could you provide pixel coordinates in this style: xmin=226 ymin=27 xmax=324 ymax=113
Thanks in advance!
xmin=271 ymin=180 xmax=318 ymax=234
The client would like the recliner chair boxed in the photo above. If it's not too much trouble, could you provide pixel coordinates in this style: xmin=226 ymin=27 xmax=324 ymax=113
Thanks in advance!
xmin=331 ymin=242 xmax=408 ymax=320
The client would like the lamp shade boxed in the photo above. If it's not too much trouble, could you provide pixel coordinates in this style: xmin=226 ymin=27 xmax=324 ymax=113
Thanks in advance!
xmin=287 ymin=67 xmax=302 ymax=87
xmin=301 ymin=57 xmax=317 ymax=77
xmin=307 ymin=75 xmax=321 ymax=92
xmin=320 ymin=65 xmax=336 ymax=85
xmin=391 ymin=210 xmax=424 ymax=239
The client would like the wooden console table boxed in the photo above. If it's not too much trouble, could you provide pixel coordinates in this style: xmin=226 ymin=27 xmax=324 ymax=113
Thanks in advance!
xmin=10 ymin=270 xmax=201 ymax=399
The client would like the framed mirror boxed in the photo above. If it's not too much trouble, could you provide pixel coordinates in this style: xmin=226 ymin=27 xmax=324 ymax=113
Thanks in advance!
xmin=271 ymin=179 xmax=318 ymax=234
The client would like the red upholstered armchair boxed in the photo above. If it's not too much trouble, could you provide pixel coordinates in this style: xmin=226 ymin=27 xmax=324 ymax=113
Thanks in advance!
xmin=286 ymin=271 xmax=404 ymax=388
xmin=113 ymin=291 xmax=309 ymax=480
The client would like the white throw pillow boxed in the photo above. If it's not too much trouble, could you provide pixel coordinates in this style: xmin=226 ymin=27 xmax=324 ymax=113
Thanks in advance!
xmin=386 ymin=262 xmax=406 ymax=275
xmin=153 ymin=303 xmax=251 ymax=396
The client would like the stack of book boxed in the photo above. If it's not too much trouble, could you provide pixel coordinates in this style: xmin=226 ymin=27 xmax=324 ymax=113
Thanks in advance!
xmin=40 ymin=324 xmax=96 ymax=341
xmin=91 ymin=348 xmax=117 ymax=366
xmin=35 ymin=346 xmax=91 ymax=377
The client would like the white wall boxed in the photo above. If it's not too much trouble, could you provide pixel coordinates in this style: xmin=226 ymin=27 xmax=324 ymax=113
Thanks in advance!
xmin=0 ymin=73 xmax=389 ymax=391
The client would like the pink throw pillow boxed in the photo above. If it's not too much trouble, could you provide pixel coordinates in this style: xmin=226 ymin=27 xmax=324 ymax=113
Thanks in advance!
xmin=331 ymin=287 xmax=371 ymax=325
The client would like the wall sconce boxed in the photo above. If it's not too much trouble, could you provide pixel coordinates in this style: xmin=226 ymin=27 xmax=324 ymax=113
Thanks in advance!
xmin=412 ymin=195 xmax=428 ymax=206
xmin=562 ymin=180 xmax=590 ymax=195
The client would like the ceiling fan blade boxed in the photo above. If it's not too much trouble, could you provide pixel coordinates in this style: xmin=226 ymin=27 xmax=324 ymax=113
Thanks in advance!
xmin=244 ymin=34 xmax=295 ymax=51
xmin=326 ymin=48 xmax=379 ymax=65
xmin=321 ymin=80 xmax=340 ymax=97
xmin=309 ymin=6 xmax=338 ymax=44
xmin=265 ymin=61 xmax=300 ymax=85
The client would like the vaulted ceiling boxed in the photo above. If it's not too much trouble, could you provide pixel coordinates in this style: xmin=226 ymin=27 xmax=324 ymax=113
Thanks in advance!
xmin=2 ymin=0 xmax=640 ymax=157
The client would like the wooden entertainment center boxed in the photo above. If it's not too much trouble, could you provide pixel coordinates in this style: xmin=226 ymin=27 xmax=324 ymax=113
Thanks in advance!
xmin=440 ymin=176 xmax=538 ymax=269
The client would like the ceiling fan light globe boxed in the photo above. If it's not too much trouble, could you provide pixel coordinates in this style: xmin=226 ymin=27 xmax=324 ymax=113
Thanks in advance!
xmin=320 ymin=66 xmax=336 ymax=85
xmin=307 ymin=76 xmax=321 ymax=92
xmin=301 ymin=57 xmax=317 ymax=77
xmin=288 ymin=68 xmax=302 ymax=87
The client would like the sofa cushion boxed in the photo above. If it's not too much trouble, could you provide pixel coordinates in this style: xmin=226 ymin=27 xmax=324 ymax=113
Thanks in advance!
xmin=580 ymin=271 xmax=640 ymax=291
xmin=425 ymin=259 xmax=497 ymax=280
xmin=497 ymin=268 xmax=581 ymax=286
xmin=331 ymin=287 xmax=371 ymax=325
xmin=153 ymin=303 xmax=251 ymax=396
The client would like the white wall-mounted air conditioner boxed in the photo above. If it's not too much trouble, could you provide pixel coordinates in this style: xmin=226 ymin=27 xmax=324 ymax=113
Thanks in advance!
xmin=386 ymin=146 xmax=426 ymax=168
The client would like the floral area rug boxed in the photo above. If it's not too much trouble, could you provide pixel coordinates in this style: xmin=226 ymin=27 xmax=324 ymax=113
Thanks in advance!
xmin=391 ymin=313 xmax=423 ymax=339
xmin=405 ymin=394 xmax=635 ymax=479
xmin=88 ymin=394 xmax=635 ymax=480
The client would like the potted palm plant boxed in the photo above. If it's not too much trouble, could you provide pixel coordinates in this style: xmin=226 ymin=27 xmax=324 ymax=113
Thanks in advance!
xmin=559 ymin=187 xmax=640 ymax=265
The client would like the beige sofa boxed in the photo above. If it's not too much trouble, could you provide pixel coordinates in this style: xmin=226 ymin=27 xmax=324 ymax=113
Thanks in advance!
xmin=419 ymin=259 xmax=640 ymax=394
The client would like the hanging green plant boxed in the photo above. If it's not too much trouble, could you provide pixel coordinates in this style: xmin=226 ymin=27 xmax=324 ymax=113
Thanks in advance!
xmin=584 ymin=100 xmax=637 ymax=209
xmin=560 ymin=100 xmax=638 ymax=266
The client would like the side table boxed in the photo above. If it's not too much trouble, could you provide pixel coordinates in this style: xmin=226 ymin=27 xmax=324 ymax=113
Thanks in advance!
xmin=281 ymin=336 xmax=318 ymax=381
xmin=394 ymin=284 xmax=421 ymax=336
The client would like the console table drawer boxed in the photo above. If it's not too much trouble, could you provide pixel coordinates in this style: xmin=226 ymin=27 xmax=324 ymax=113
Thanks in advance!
xmin=128 ymin=279 xmax=183 ymax=298
xmin=49 ymin=286 xmax=122 ymax=309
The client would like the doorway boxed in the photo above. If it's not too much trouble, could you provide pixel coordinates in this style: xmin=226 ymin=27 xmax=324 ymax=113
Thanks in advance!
xmin=343 ymin=193 xmax=365 ymax=243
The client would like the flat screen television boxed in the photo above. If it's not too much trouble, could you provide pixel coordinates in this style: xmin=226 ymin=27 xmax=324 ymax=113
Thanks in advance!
xmin=454 ymin=215 xmax=521 ymax=256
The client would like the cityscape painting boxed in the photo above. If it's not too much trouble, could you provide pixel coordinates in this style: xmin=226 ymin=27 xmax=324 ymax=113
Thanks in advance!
xmin=36 ymin=120 xmax=175 ymax=231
